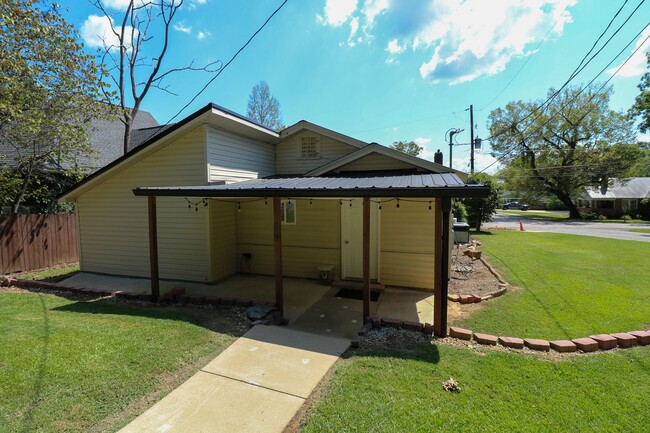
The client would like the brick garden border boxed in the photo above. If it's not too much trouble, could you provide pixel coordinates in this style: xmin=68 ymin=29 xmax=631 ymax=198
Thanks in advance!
xmin=448 ymin=255 xmax=509 ymax=304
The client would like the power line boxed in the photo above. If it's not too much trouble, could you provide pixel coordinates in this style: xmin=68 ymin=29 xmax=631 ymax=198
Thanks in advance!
xmin=479 ymin=4 xmax=572 ymax=111
xmin=478 ymin=25 xmax=650 ymax=175
xmin=484 ymin=0 xmax=646 ymax=145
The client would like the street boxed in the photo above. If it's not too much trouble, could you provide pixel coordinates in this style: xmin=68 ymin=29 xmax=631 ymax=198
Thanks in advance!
xmin=483 ymin=212 xmax=650 ymax=243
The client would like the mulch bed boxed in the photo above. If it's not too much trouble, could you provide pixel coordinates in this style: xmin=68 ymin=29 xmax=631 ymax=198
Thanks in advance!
xmin=448 ymin=244 xmax=504 ymax=298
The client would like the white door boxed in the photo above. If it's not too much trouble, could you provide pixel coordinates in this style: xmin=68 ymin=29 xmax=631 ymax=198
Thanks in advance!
xmin=341 ymin=199 xmax=379 ymax=280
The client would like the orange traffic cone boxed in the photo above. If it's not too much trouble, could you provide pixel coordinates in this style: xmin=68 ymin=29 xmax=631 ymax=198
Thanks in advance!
xmin=519 ymin=219 xmax=525 ymax=231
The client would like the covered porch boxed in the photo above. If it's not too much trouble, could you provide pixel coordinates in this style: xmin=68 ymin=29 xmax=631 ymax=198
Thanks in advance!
xmin=133 ymin=174 xmax=489 ymax=337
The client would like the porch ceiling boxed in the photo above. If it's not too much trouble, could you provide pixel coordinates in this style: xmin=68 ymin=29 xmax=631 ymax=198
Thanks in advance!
xmin=133 ymin=174 xmax=490 ymax=199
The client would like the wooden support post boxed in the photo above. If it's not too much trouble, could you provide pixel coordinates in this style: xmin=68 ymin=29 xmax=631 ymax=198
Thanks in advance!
xmin=434 ymin=197 xmax=452 ymax=337
xmin=147 ymin=196 xmax=160 ymax=302
xmin=362 ymin=197 xmax=370 ymax=320
xmin=273 ymin=197 xmax=284 ymax=316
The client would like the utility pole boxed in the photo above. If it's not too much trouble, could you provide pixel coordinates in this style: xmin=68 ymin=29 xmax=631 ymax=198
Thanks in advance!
xmin=469 ymin=104 xmax=475 ymax=174
xmin=446 ymin=128 xmax=463 ymax=169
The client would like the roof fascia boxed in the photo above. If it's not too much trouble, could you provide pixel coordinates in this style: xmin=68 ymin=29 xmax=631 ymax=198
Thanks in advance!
xmin=278 ymin=121 xmax=367 ymax=149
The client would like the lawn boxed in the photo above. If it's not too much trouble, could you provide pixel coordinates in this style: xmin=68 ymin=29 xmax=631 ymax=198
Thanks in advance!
xmin=300 ymin=339 xmax=650 ymax=432
xmin=0 ymin=290 xmax=247 ymax=433
xmin=498 ymin=209 xmax=569 ymax=220
xmin=457 ymin=231 xmax=649 ymax=340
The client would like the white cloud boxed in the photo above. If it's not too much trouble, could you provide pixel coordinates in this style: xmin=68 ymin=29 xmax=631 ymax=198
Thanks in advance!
xmin=638 ymin=132 xmax=650 ymax=143
xmin=347 ymin=17 xmax=360 ymax=46
xmin=320 ymin=0 xmax=576 ymax=84
xmin=414 ymin=137 xmax=431 ymax=145
xmin=81 ymin=14 xmax=135 ymax=50
xmin=607 ymin=26 xmax=650 ymax=78
xmin=173 ymin=21 xmax=192 ymax=34
xmin=386 ymin=39 xmax=405 ymax=54
xmin=101 ymin=0 xmax=132 ymax=10
xmin=318 ymin=0 xmax=358 ymax=26
xmin=197 ymin=30 xmax=211 ymax=40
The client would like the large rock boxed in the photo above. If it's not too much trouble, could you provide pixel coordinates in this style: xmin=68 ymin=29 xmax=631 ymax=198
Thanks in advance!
xmin=246 ymin=304 xmax=278 ymax=321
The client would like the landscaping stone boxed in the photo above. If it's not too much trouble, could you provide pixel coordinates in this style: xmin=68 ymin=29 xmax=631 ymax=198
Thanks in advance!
xmin=629 ymin=330 xmax=650 ymax=345
xmin=610 ymin=333 xmax=637 ymax=349
xmin=204 ymin=296 xmax=221 ymax=305
xmin=449 ymin=327 xmax=472 ymax=341
xmin=498 ymin=336 xmax=524 ymax=349
xmin=473 ymin=332 xmax=498 ymax=345
xmin=589 ymin=334 xmax=617 ymax=350
xmin=246 ymin=304 xmax=278 ymax=321
xmin=358 ymin=323 xmax=372 ymax=336
xmin=550 ymin=340 xmax=577 ymax=353
xmin=571 ymin=337 xmax=599 ymax=352
xmin=423 ymin=323 xmax=434 ymax=335
xmin=369 ymin=316 xmax=381 ymax=328
xmin=447 ymin=294 xmax=460 ymax=302
xmin=402 ymin=320 xmax=423 ymax=332
xmin=236 ymin=299 xmax=253 ymax=307
xmin=524 ymin=338 xmax=550 ymax=352
xmin=381 ymin=318 xmax=403 ymax=328
xmin=188 ymin=295 xmax=205 ymax=305
xmin=469 ymin=295 xmax=482 ymax=303
xmin=459 ymin=295 xmax=473 ymax=304
xmin=351 ymin=336 xmax=362 ymax=348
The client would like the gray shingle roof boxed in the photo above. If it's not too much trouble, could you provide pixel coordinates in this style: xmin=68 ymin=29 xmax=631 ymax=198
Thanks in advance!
xmin=584 ymin=178 xmax=650 ymax=199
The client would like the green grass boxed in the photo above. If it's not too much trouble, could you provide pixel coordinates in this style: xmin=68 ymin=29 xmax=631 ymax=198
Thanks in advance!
xmin=628 ymin=228 xmax=650 ymax=233
xmin=457 ymin=231 xmax=650 ymax=339
xmin=499 ymin=209 xmax=569 ymax=220
xmin=15 ymin=264 xmax=80 ymax=282
xmin=0 ymin=291 xmax=246 ymax=433
xmin=301 ymin=342 xmax=650 ymax=432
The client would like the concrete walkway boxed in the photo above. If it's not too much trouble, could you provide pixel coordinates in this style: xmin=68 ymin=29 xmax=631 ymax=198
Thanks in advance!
xmin=118 ymin=325 xmax=349 ymax=433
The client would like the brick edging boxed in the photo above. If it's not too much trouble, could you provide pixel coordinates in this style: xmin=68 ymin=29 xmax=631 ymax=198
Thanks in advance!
xmin=449 ymin=326 xmax=649 ymax=354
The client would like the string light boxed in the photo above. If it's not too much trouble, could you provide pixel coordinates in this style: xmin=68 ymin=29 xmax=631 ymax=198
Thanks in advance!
xmin=237 ymin=202 xmax=241 ymax=212
xmin=349 ymin=200 xmax=352 ymax=207
xmin=378 ymin=201 xmax=382 ymax=211
xmin=396 ymin=199 xmax=400 ymax=209
xmin=428 ymin=201 xmax=432 ymax=212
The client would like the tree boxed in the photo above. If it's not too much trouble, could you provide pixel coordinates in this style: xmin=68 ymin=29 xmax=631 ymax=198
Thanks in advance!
xmin=629 ymin=53 xmax=650 ymax=132
xmin=390 ymin=140 xmax=423 ymax=156
xmin=0 ymin=0 xmax=103 ymax=213
xmin=488 ymin=84 xmax=638 ymax=219
xmin=625 ymin=144 xmax=650 ymax=177
xmin=90 ymin=0 xmax=219 ymax=153
xmin=246 ymin=81 xmax=284 ymax=130
xmin=461 ymin=173 xmax=500 ymax=231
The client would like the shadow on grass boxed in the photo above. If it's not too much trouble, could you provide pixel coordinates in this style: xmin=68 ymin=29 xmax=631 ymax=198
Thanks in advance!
xmin=343 ymin=340 xmax=441 ymax=364
xmin=50 ymin=296 xmax=247 ymax=338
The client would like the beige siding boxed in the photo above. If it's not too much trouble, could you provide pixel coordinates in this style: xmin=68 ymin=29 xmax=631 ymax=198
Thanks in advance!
xmin=207 ymin=126 xmax=275 ymax=182
xmin=236 ymin=199 xmax=341 ymax=279
xmin=380 ymin=199 xmax=435 ymax=289
xmin=275 ymin=131 xmax=357 ymax=175
xmin=335 ymin=152 xmax=417 ymax=173
xmin=77 ymin=127 xmax=211 ymax=282
xmin=210 ymin=200 xmax=238 ymax=280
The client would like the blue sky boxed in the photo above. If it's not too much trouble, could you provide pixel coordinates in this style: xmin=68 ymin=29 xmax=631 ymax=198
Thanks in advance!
xmin=59 ymin=0 xmax=650 ymax=173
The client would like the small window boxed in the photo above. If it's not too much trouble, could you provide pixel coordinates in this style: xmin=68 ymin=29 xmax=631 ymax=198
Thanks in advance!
xmin=281 ymin=200 xmax=296 ymax=224
xmin=298 ymin=136 xmax=321 ymax=160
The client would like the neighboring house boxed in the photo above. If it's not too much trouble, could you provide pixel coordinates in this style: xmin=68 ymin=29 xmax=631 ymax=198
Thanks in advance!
xmin=59 ymin=103 xmax=489 ymax=337
xmin=578 ymin=178 xmax=650 ymax=219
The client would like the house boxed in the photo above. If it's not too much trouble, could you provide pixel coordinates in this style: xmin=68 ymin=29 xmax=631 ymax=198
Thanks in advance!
xmin=578 ymin=178 xmax=650 ymax=219
xmin=59 ymin=103 xmax=489 ymax=337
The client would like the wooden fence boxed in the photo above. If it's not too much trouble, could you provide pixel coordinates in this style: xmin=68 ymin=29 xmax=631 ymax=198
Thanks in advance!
xmin=0 ymin=214 xmax=78 ymax=274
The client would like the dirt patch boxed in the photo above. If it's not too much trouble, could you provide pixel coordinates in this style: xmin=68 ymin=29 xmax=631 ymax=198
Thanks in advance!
xmin=449 ymin=245 xmax=505 ymax=298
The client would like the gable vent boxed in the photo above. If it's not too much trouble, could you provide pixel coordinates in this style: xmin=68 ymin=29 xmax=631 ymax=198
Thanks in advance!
xmin=298 ymin=136 xmax=321 ymax=160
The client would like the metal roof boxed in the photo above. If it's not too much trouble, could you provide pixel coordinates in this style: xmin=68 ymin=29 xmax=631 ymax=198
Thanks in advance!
xmin=584 ymin=178 xmax=650 ymax=199
xmin=133 ymin=174 xmax=490 ymax=198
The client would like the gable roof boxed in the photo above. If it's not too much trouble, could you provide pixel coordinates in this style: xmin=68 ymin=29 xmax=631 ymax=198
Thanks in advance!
xmin=279 ymin=120 xmax=368 ymax=149
xmin=304 ymin=143 xmax=464 ymax=177
xmin=583 ymin=177 xmax=650 ymax=199
xmin=59 ymin=103 xmax=279 ymax=201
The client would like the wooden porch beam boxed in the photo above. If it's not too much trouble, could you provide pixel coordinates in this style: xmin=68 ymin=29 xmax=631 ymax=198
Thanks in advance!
xmin=362 ymin=197 xmax=370 ymax=320
xmin=273 ymin=197 xmax=284 ymax=316
xmin=434 ymin=197 xmax=452 ymax=337
xmin=147 ymin=196 xmax=160 ymax=302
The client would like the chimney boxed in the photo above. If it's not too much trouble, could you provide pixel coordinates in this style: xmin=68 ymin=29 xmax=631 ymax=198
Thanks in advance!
xmin=434 ymin=149 xmax=443 ymax=165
